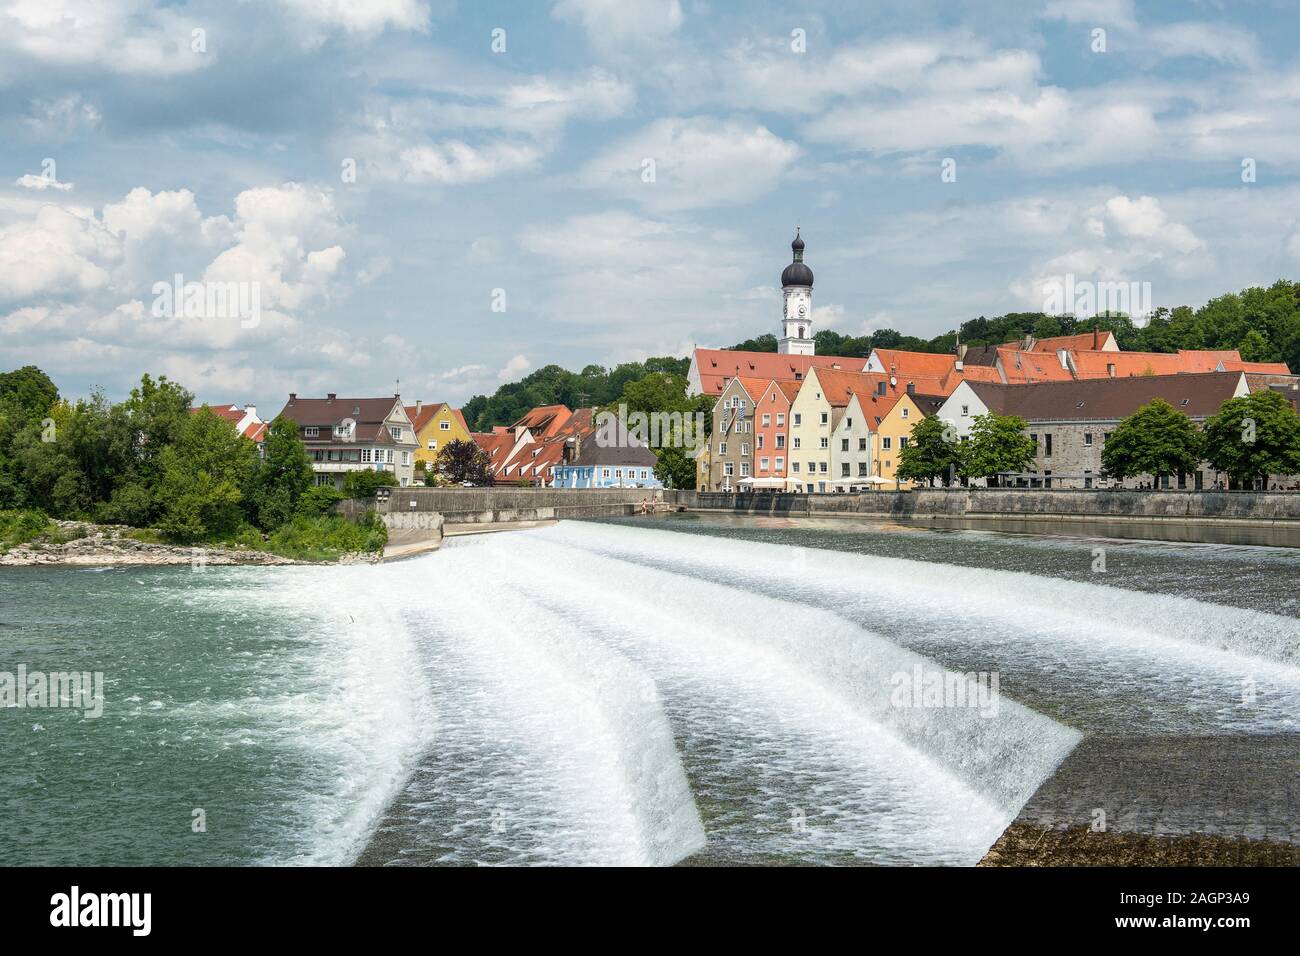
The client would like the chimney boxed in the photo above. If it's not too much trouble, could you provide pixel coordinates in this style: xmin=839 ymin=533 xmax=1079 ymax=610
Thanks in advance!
xmin=288 ymin=392 xmax=297 ymax=402
xmin=1093 ymin=327 xmax=1100 ymax=350
xmin=415 ymin=400 xmax=422 ymax=416
xmin=245 ymin=404 xmax=257 ymax=421
xmin=906 ymin=382 xmax=916 ymax=396
xmin=326 ymin=393 xmax=336 ymax=403
xmin=1106 ymin=362 xmax=1116 ymax=378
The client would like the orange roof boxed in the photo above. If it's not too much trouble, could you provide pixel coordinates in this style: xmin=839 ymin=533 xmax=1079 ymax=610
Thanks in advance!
xmin=190 ymin=403 xmax=243 ymax=424
xmin=693 ymin=349 xmax=868 ymax=395
xmin=404 ymin=402 xmax=440 ymax=433
xmin=1175 ymin=350 xmax=1241 ymax=373
xmin=1022 ymin=331 xmax=1116 ymax=353
xmin=997 ymin=347 xmax=1076 ymax=383
xmin=510 ymin=404 xmax=573 ymax=439
xmin=452 ymin=407 xmax=469 ymax=432
xmin=871 ymin=348 xmax=959 ymax=379
xmin=735 ymin=376 xmax=773 ymax=402
xmin=1069 ymin=350 xmax=1185 ymax=378
xmin=955 ymin=364 xmax=1003 ymax=383
xmin=1217 ymin=358 xmax=1292 ymax=374
xmin=245 ymin=422 xmax=268 ymax=443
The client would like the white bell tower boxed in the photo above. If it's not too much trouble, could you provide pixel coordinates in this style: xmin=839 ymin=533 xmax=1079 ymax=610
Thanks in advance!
xmin=778 ymin=228 xmax=815 ymax=356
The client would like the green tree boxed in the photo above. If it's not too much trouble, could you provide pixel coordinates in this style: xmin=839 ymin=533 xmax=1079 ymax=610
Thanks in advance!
xmin=897 ymin=415 xmax=965 ymax=486
xmin=341 ymin=469 xmax=400 ymax=498
xmin=433 ymin=438 xmax=493 ymax=485
xmin=960 ymin=413 xmax=1038 ymax=484
xmin=1100 ymin=399 xmax=1202 ymax=484
xmin=1200 ymin=390 xmax=1300 ymax=488
xmin=156 ymin=408 xmax=257 ymax=542
xmin=246 ymin=416 xmax=314 ymax=529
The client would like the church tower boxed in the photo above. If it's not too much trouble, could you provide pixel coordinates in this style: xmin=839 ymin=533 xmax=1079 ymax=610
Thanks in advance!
xmin=778 ymin=229 xmax=815 ymax=355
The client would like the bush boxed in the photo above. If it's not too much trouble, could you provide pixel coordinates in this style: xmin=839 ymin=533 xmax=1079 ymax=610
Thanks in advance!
xmin=296 ymin=484 xmax=345 ymax=517
xmin=0 ymin=509 xmax=52 ymax=552
xmin=94 ymin=481 xmax=155 ymax=526
xmin=341 ymin=470 xmax=399 ymax=499
xmin=266 ymin=513 xmax=388 ymax=561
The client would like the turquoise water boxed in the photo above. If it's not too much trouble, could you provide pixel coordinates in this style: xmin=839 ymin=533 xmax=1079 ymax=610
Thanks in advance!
xmin=1 ymin=518 xmax=1296 ymax=866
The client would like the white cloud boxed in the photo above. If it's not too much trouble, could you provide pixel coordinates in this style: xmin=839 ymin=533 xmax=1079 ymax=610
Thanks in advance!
xmin=14 ymin=173 xmax=72 ymax=191
xmin=580 ymin=117 xmax=799 ymax=211
xmin=274 ymin=0 xmax=429 ymax=36
xmin=1149 ymin=22 xmax=1259 ymax=66
xmin=0 ymin=0 xmax=215 ymax=76
xmin=552 ymin=0 xmax=683 ymax=56
xmin=498 ymin=354 xmax=531 ymax=381
xmin=0 ymin=204 xmax=118 ymax=301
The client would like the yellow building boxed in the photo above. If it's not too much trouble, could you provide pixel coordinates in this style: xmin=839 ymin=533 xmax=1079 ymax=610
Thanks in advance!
xmin=871 ymin=393 xmax=924 ymax=489
xmin=405 ymin=401 xmax=472 ymax=472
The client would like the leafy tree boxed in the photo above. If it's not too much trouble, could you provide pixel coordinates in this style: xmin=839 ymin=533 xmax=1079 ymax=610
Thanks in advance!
xmin=897 ymin=415 xmax=965 ymax=486
xmin=961 ymin=413 xmax=1038 ymax=484
xmin=1100 ymin=399 xmax=1202 ymax=484
xmin=342 ymin=468 xmax=399 ymax=498
xmin=1200 ymin=390 xmax=1300 ymax=488
xmin=156 ymin=408 xmax=257 ymax=542
xmin=246 ymin=416 xmax=314 ymax=529
xmin=433 ymin=438 xmax=493 ymax=485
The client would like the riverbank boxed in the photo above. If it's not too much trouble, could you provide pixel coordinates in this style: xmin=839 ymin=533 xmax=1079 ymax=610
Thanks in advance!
xmin=0 ymin=520 xmax=379 ymax=566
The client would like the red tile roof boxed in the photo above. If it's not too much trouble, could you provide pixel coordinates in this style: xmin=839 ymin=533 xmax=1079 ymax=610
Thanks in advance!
xmin=693 ymin=349 xmax=868 ymax=395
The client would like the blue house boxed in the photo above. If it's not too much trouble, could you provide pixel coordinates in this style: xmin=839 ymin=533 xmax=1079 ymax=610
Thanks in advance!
xmin=552 ymin=418 xmax=663 ymax=489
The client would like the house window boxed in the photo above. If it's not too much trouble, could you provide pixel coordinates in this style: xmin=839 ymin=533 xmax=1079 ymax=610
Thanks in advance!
xmin=1045 ymin=434 xmax=1053 ymax=457
xmin=724 ymin=463 xmax=734 ymax=476
xmin=777 ymin=414 xmax=785 ymax=426
xmin=304 ymin=426 xmax=319 ymax=437
xmin=439 ymin=421 xmax=450 ymax=431
xmin=793 ymin=413 xmax=801 ymax=426
xmin=883 ymin=437 xmax=892 ymax=450
xmin=427 ymin=440 xmax=437 ymax=450
xmin=858 ymin=462 xmax=868 ymax=476
xmin=808 ymin=461 xmax=816 ymax=473
xmin=818 ymin=462 xmax=827 ymax=473
xmin=842 ymin=463 xmax=850 ymax=477
xmin=361 ymin=449 xmax=372 ymax=462
xmin=402 ymin=452 xmax=411 ymax=465
xmin=775 ymin=457 xmax=784 ymax=471
xmin=900 ymin=437 xmax=909 ymax=449
xmin=776 ymin=435 xmax=785 ymax=448
xmin=387 ymin=450 xmax=395 ymax=463
xmin=901 ymin=407 xmax=909 ymax=419
xmin=841 ymin=438 xmax=849 ymax=452
xmin=876 ymin=382 xmax=886 ymax=396
xmin=741 ymin=444 xmax=750 ymax=456
xmin=719 ymin=442 xmax=727 ymax=455
xmin=961 ymin=405 xmax=969 ymax=416
xmin=740 ymin=462 xmax=750 ymax=477
xmin=1084 ymin=433 xmax=1093 ymax=446
xmin=762 ymin=414 xmax=771 ymax=426
xmin=859 ymin=438 xmax=867 ymax=451
xmin=757 ymin=435 xmax=765 ymax=449
xmin=820 ymin=412 xmax=828 ymax=425
xmin=389 ymin=426 xmax=403 ymax=440
xmin=819 ymin=437 xmax=828 ymax=449
xmin=791 ymin=461 xmax=799 ymax=473
xmin=760 ymin=457 xmax=769 ymax=471
xmin=615 ymin=469 xmax=622 ymax=478
xmin=793 ymin=437 xmax=801 ymax=449
xmin=847 ymin=418 xmax=853 ymax=428
xmin=603 ymin=468 xmax=611 ymax=478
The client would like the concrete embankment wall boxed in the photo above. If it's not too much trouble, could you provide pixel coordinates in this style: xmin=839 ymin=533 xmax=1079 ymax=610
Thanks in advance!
xmin=342 ymin=487 xmax=675 ymax=525
xmin=681 ymin=489 xmax=1300 ymax=547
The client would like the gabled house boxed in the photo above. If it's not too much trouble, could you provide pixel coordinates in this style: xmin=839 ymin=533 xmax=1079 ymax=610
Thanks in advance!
xmin=706 ymin=376 xmax=764 ymax=490
xmin=405 ymin=401 xmax=471 ymax=473
xmin=552 ymin=416 xmax=661 ymax=489
xmin=275 ymin=393 xmax=419 ymax=488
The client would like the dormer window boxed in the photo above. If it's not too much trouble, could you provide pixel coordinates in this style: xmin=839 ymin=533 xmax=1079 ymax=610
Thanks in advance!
xmin=304 ymin=426 xmax=319 ymax=437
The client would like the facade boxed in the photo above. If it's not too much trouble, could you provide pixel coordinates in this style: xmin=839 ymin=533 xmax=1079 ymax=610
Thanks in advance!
xmin=870 ymin=393 xmax=924 ymax=488
xmin=189 ymin=402 xmax=266 ymax=453
xmin=275 ymin=393 xmax=419 ymax=489
xmin=753 ymin=379 xmax=798 ymax=481
xmin=706 ymin=376 xmax=762 ymax=490
xmin=406 ymin=401 xmax=471 ymax=472
xmin=936 ymin=372 xmax=1251 ymax=489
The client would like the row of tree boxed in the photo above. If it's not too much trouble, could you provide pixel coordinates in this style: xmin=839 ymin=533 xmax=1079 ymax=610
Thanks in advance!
xmin=897 ymin=390 xmax=1300 ymax=487
xmin=0 ymin=365 xmax=382 ymax=543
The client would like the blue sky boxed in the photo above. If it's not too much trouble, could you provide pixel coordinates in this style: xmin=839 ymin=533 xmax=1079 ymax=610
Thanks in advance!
xmin=2 ymin=0 xmax=1299 ymax=412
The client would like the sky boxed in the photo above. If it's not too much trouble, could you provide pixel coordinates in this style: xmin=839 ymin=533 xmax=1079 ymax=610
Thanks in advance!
xmin=2 ymin=0 xmax=1300 ymax=412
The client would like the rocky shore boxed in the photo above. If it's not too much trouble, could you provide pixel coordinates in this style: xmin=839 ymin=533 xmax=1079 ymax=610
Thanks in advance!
xmin=0 ymin=520 xmax=376 ymax=567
